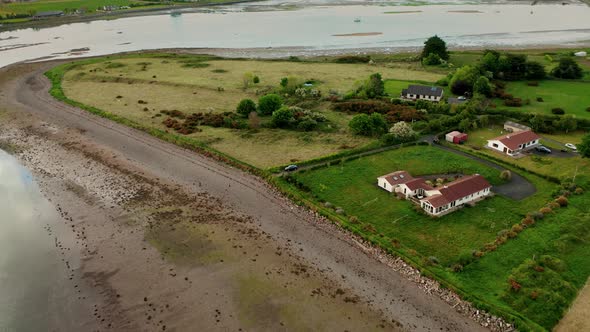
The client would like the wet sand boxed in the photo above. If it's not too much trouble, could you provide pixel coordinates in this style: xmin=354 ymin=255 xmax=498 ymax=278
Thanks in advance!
xmin=333 ymin=32 xmax=383 ymax=37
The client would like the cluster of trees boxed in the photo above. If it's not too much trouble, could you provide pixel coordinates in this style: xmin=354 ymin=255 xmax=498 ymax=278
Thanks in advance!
xmin=479 ymin=51 xmax=546 ymax=81
xmin=346 ymin=73 xmax=385 ymax=99
xmin=550 ymin=57 xmax=584 ymax=79
xmin=348 ymin=113 xmax=388 ymax=136
xmin=271 ymin=107 xmax=328 ymax=131
xmin=236 ymin=94 xmax=283 ymax=118
xmin=420 ymin=35 xmax=449 ymax=66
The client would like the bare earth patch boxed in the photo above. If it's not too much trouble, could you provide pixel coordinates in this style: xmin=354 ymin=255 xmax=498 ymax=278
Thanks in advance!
xmin=556 ymin=279 xmax=590 ymax=332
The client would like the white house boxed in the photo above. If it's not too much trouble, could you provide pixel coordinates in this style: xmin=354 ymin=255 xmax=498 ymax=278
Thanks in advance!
xmin=377 ymin=171 xmax=413 ymax=193
xmin=377 ymin=171 xmax=492 ymax=216
xmin=487 ymin=130 xmax=540 ymax=157
xmin=401 ymin=85 xmax=444 ymax=102
xmin=419 ymin=175 xmax=492 ymax=216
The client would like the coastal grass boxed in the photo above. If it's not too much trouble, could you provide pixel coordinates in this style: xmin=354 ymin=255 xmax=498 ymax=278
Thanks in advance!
xmin=496 ymin=80 xmax=590 ymax=119
xmin=0 ymin=0 xmax=139 ymax=16
xmin=57 ymin=55 xmax=443 ymax=167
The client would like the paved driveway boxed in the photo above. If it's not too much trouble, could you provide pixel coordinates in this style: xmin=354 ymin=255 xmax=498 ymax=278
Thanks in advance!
xmin=430 ymin=141 xmax=537 ymax=200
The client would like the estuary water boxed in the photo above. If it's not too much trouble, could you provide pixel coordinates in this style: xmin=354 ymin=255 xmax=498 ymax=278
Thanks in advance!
xmin=0 ymin=149 xmax=93 ymax=331
xmin=1 ymin=2 xmax=590 ymax=67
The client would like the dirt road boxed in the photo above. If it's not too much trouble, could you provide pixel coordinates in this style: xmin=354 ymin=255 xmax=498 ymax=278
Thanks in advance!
xmin=0 ymin=61 xmax=492 ymax=331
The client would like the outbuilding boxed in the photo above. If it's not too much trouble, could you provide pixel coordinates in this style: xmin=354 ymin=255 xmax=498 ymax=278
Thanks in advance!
xmin=504 ymin=121 xmax=531 ymax=133
xmin=445 ymin=131 xmax=468 ymax=144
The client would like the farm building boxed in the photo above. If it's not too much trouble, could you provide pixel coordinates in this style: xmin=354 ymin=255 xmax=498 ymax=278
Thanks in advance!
xmin=377 ymin=171 xmax=492 ymax=216
xmin=401 ymin=85 xmax=443 ymax=102
xmin=487 ymin=130 xmax=540 ymax=157
xmin=504 ymin=121 xmax=531 ymax=133
xmin=445 ymin=131 xmax=468 ymax=144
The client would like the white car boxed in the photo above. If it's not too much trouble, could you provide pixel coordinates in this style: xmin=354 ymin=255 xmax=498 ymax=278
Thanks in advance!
xmin=565 ymin=143 xmax=577 ymax=151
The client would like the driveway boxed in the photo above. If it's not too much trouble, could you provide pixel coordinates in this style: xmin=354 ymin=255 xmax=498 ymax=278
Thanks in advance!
xmin=427 ymin=138 xmax=537 ymax=200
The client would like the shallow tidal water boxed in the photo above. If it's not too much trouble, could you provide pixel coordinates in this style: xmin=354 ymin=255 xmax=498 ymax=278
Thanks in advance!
xmin=1 ymin=2 xmax=590 ymax=67
xmin=0 ymin=149 xmax=91 ymax=331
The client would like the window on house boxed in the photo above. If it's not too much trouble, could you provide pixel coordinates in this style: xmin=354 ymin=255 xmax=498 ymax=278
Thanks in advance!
xmin=493 ymin=143 xmax=498 ymax=148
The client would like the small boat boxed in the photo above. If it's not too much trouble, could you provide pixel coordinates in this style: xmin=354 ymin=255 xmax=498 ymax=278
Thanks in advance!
xmin=353 ymin=17 xmax=361 ymax=23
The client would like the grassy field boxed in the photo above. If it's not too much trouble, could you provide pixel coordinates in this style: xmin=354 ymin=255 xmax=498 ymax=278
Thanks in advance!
xmin=285 ymin=144 xmax=590 ymax=330
xmin=58 ymin=55 xmax=443 ymax=168
xmin=458 ymin=126 xmax=590 ymax=183
xmin=291 ymin=145 xmax=554 ymax=266
xmin=496 ymin=80 xmax=590 ymax=119
xmin=0 ymin=0 xmax=140 ymax=16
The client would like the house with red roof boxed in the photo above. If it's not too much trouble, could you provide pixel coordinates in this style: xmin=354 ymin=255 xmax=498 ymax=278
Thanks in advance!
xmin=377 ymin=171 xmax=492 ymax=216
xmin=486 ymin=130 xmax=540 ymax=157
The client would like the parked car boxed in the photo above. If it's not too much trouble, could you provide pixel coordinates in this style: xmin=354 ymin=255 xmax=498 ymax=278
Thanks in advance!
xmin=284 ymin=164 xmax=299 ymax=172
xmin=565 ymin=143 xmax=577 ymax=151
xmin=536 ymin=146 xmax=552 ymax=154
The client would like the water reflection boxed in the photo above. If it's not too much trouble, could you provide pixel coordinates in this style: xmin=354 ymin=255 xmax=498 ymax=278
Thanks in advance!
xmin=1 ymin=3 xmax=590 ymax=68
xmin=0 ymin=150 xmax=91 ymax=331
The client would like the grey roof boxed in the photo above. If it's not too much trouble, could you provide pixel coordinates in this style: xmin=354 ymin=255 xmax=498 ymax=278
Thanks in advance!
xmin=402 ymin=85 xmax=443 ymax=97
xmin=504 ymin=121 xmax=530 ymax=131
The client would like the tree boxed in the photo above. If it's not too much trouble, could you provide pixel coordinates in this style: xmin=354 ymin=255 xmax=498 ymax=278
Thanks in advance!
xmin=478 ymin=115 xmax=490 ymax=128
xmin=473 ymin=76 xmax=492 ymax=97
xmin=242 ymin=72 xmax=254 ymax=89
xmin=369 ymin=113 xmax=388 ymax=136
xmin=253 ymin=75 xmax=260 ymax=84
xmin=551 ymin=57 xmax=583 ymax=79
xmin=421 ymin=35 xmax=449 ymax=61
xmin=553 ymin=115 xmax=577 ymax=133
xmin=349 ymin=114 xmax=372 ymax=136
xmin=422 ymin=53 xmax=442 ymax=66
xmin=389 ymin=121 xmax=416 ymax=140
xmin=458 ymin=118 xmax=474 ymax=132
xmin=479 ymin=50 xmax=500 ymax=74
xmin=258 ymin=94 xmax=283 ymax=116
xmin=271 ymin=107 xmax=294 ymax=128
xmin=450 ymin=65 xmax=479 ymax=95
xmin=525 ymin=61 xmax=546 ymax=80
xmin=236 ymin=99 xmax=256 ymax=118
xmin=348 ymin=113 xmax=387 ymax=136
xmin=364 ymin=73 xmax=385 ymax=99
xmin=579 ymin=133 xmax=590 ymax=158
xmin=498 ymin=54 xmax=527 ymax=80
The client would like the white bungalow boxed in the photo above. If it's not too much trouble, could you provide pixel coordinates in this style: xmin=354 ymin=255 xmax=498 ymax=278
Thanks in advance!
xmin=487 ymin=130 xmax=540 ymax=157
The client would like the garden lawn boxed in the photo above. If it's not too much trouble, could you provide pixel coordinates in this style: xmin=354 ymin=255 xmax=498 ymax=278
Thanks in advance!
xmin=292 ymin=145 xmax=555 ymax=266
xmin=498 ymin=80 xmax=590 ymax=119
